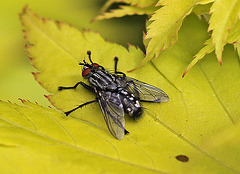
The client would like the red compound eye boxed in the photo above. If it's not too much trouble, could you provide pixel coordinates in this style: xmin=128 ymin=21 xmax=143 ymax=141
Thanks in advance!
xmin=92 ymin=63 xmax=99 ymax=67
xmin=82 ymin=68 xmax=91 ymax=77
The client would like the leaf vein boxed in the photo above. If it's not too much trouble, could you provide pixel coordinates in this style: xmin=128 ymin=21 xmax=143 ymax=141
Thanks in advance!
xmin=199 ymin=65 xmax=235 ymax=124
xmin=27 ymin=16 xmax=78 ymax=60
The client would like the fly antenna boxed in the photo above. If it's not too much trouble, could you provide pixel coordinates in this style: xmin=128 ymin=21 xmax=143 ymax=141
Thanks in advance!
xmin=87 ymin=51 xmax=93 ymax=64
xmin=79 ymin=56 xmax=86 ymax=65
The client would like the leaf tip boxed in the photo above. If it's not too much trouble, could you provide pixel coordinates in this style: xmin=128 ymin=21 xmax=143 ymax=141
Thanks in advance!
xmin=127 ymin=61 xmax=145 ymax=73
xmin=127 ymin=68 xmax=135 ymax=73
xmin=219 ymin=59 xmax=222 ymax=65
xmin=22 ymin=5 xmax=29 ymax=14
xmin=182 ymin=70 xmax=188 ymax=78
xmin=144 ymin=35 xmax=149 ymax=40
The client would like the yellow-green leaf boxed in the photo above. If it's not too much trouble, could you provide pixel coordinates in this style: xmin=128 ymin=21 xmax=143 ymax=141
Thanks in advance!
xmin=132 ymin=0 xmax=197 ymax=71
xmin=192 ymin=3 xmax=212 ymax=16
xmin=21 ymin=6 xmax=145 ymax=129
xmin=208 ymin=0 xmax=240 ymax=64
xmin=184 ymin=120 xmax=240 ymax=173
xmin=226 ymin=19 xmax=240 ymax=43
xmin=183 ymin=38 xmax=215 ymax=77
xmin=94 ymin=5 xmax=158 ymax=21
xmin=198 ymin=0 xmax=215 ymax=4
xmin=1 ymin=97 xmax=238 ymax=173
xmin=0 ymin=100 xmax=162 ymax=173
xmin=20 ymin=7 xmax=240 ymax=173
xmin=234 ymin=42 xmax=240 ymax=57
xmin=110 ymin=0 xmax=158 ymax=8
xmin=184 ymin=18 xmax=240 ymax=76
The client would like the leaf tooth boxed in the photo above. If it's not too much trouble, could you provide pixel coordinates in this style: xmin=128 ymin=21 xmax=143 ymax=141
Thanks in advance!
xmin=48 ymin=106 xmax=53 ymax=109
xmin=32 ymin=72 xmax=40 ymax=79
xmin=44 ymin=94 xmax=51 ymax=100
xmin=32 ymin=72 xmax=49 ymax=92
xmin=45 ymin=95 xmax=64 ymax=112
xmin=18 ymin=5 xmax=28 ymax=25
xmin=28 ymin=56 xmax=40 ymax=71
xmin=24 ymin=44 xmax=30 ymax=54
xmin=18 ymin=98 xmax=26 ymax=104
xmin=22 ymin=29 xmax=28 ymax=40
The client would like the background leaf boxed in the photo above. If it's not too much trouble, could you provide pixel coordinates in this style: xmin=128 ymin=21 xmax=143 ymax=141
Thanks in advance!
xmin=131 ymin=0 xmax=198 ymax=71
xmin=18 ymin=7 xmax=240 ymax=173
xmin=96 ymin=0 xmax=240 ymax=77
xmin=208 ymin=0 xmax=240 ymax=64
xmin=107 ymin=0 xmax=158 ymax=8
xmin=0 ymin=0 xmax=146 ymax=106
xmin=93 ymin=5 xmax=158 ymax=21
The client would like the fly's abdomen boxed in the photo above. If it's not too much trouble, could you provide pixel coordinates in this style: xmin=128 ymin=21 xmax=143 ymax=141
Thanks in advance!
xmin=120 ymin=89 xmax=143 ymax=119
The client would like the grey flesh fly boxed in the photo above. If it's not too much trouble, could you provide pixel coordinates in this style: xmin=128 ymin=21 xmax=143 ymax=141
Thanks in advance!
xmin=58 ymin=51 xmax=169 ymax=140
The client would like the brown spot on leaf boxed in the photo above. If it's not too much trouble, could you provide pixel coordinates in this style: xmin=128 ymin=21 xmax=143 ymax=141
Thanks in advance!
xmin=176 ymin=155 xmax=189 ymax=162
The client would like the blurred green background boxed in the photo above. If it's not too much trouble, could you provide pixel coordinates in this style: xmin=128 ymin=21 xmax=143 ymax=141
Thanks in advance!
xmin=0 ymin=0 xmax=145 ymax=107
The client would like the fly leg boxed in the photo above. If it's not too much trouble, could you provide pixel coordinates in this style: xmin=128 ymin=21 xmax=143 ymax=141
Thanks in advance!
xmin=124 ymin=129 xmax=129 ymax=135
xmin=114 ymin=57 xmax=126 ymax=77
xmin=58 ymin=82 xmax=94 ymax=93
xmin=58 ymin=82 xmax=96 ymax=115
xmin=64 ymin=99 xmax=97 ymax=116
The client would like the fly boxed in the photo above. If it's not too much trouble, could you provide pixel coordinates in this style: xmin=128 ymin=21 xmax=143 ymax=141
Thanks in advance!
xmin=58 ymin=51 xmax=169 ymax=140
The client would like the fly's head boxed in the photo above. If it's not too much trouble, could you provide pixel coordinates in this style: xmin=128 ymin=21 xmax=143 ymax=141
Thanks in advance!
xmin=79 ymin=51 xmax=101 ymax=79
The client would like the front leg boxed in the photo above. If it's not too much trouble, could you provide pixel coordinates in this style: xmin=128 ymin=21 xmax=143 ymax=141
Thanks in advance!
xmin=114 ymin=57 xmax=126 ymax=77
xmin=58 ymin=82 xmax=94 ymax=92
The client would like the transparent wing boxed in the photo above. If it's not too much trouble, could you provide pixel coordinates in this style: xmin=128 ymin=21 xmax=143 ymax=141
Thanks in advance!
xmin=97 ymin=90 xmax=125 ymax=140
xmin=126 ymin=77 xmax=169 ymax=103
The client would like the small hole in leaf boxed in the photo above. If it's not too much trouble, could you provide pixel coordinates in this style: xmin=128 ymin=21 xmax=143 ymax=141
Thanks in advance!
xmin=176 ymin=155 xmax=189 ymax=162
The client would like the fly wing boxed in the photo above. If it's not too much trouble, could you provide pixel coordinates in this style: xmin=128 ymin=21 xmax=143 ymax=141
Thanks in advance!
xmin=97 ymin=90 xmax=125 ymax=140
xmin=126 ymin=77 xmax=169 ymax=103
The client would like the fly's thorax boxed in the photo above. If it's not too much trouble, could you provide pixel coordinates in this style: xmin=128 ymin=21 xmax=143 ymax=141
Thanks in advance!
xmin=88 ymin=70 xmax=118 ymax=90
